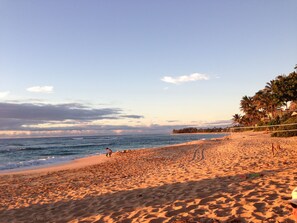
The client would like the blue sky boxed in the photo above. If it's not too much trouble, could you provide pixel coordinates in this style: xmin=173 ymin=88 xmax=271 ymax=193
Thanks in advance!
xmin=0 ymin=0 xmax=296 ymax=137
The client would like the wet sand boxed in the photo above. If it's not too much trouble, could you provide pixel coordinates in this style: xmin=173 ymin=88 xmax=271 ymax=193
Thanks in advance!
xmin=0 ymin=132 xmax=296 ymax=222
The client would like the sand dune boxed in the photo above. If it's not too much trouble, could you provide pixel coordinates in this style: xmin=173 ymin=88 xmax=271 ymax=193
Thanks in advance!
xmin=0 ymin=132 xmax=296 ymax=222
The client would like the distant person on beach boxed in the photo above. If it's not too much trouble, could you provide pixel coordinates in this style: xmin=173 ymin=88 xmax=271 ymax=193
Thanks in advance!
xmin=291 ymin=187 xmax=297 ymax=221
xmin=105 ymin=147 xmax=112 ymax=157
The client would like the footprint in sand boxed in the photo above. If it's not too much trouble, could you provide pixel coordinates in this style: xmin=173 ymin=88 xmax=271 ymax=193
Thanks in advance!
xmin=253 ymin=202 xmax=266 ymax=212
xmin=214 ymin=208 xmax=232 ymax=217
xmin=199 ymin=197 xmax=214 ymax=205
xmin=148 ymin=218 xmax=167 ymax=223
xmin=265 ymin=193 xmax=278 ymax=201
xmin=165 ymin=209 xmax=186 ymax=217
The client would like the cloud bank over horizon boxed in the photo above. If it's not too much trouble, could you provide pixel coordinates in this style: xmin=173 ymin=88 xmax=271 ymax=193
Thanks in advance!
xmin=26 ymin=86 xmax=54 ymax=93
xmin=0 ymin=102 xmax=143 ymax=133
xmin=0 ymin=91 xmax=10 ymax=98
xmin=161 ymin=73 xmax=209 ymax=84
xmin=0 ymin=102 xmax=231 ymax=138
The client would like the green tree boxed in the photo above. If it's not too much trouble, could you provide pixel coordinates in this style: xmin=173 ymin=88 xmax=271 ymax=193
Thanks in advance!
xmin=253 ymin=90 xmax=270 ymax=119
xmin=269 ymin=73 xmax=297 ymax=109
xmin=232 ymin=113 xmax=242 ymax=125
xmin=264 ymin=80 xmax=285 ymax=118
xmin=233 ymin=64 xmax=297 ymax=132
xmin=240 ymin=96 xmax=261 ymax=125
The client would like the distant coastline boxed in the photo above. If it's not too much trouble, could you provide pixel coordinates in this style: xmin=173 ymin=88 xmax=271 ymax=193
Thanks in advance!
xmin=172 ymin=132 xmax=228 ymax=135
xmin=172 ymin=127 xmax=228 ymax=134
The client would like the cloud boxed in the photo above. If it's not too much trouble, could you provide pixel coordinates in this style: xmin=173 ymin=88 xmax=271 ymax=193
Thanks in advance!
xmin=0 ymin=102 xmax=120 ymax=121
xmin=0 ymin=119 xmax=233 ymax=138
xmin=203 ymin=120 xmax=232 ymax=127
xmin=0 ymin=102 xmax=143 ymax=132
xmin=0 ymin=124 xmax=177 ymax=138
xmin=167 ymin=120 xmax=179 ymax=123
xmin=121 ymin=115 xmax=144 ymax=119
xmin=0 ymin=102 xmax=231 ymax=138
xmin=27 ymin=86 xmax=53 ymax=93
xmin=0 ymin=91 xmax=10 ymax=98
xmin=161 ymin=73 xmax=209 ymax=84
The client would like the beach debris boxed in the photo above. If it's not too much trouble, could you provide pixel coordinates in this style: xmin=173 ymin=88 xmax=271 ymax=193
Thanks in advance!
xmin=118 ymin=149 xmax=131 ymax=153
xmin=237 ymin=173 xmax=264 ymax=181
xmin=238 ymin=174 xmax=247 ymax=180
xmin=248 ymin=173 xmax=263 ymax=178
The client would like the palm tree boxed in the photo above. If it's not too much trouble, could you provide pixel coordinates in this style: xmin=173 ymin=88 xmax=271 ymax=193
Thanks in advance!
xmin=240 ymin=115 xmax=250 ymax=126
xmin=264 ymin=80 xmax=285 ymax=118
xmin=271 ymin=74 xmax=297 ymax=110
xmin=240 ymin=96 xmax=261 ymax=125
xmin=253 ymin=90 xmax=269 ymax=118
xmin=240 ymin=96 xmax=253 ymax=114
xmin=232 ymin=114 xmax=242 ymax=125
xmin=234 ymin=66 xmax=297 ymax=128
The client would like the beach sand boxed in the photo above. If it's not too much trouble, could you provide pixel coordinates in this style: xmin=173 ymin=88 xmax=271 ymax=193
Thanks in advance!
xmin=0 ymin=132 xmax=297 ymax=222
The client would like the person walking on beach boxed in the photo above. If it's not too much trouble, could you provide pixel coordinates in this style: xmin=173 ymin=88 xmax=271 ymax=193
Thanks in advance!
xmin=290 ymin=187 xmax=297 ymax=221
xmin=105 ymin=147 xmax=112 ymax=157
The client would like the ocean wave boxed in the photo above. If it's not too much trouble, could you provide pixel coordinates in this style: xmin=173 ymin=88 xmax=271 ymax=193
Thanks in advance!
xmin=0 ymin=143 xmax=109 ymax=153
xmin=72 ymin=137 xmax=84 ymax=140
xmin=55 ymin=151 xmax=78 ymax=156
xmin=0 ymin=133 xmax=228 ymax=171
xmin=0 ymin=156 xmax=73 ymax=171
xmin=7 ymin=143 xmax=24 ymax=147
xmin=64 ymin=143 xmax=109 ymax=149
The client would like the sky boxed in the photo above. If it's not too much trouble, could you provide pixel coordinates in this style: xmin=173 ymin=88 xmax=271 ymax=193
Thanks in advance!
xmin=0 ymin=0 xmax=297 ymax=138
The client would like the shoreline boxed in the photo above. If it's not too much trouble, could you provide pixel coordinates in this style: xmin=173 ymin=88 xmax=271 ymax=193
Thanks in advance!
xmin=0 ymin=135 xmax=226 ymax=176
xmin=0 ymin=154 xmax=109 ymax=176
xmin=171 ymin=132 xmax=229 ymax=135
xmin=0 ymin=138 xmax=211 ymax=176
xmin=1 ymin=132 xmax=296 ymax=222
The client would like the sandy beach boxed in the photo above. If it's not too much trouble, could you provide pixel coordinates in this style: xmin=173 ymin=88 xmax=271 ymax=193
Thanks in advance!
xmin=1 ymin=132 xmax=297 ymax=222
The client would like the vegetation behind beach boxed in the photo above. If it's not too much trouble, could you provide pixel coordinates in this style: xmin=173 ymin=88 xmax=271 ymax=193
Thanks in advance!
xmin=173 ymin=65 xmax=297 ymax=137
xmin=232 ymin=65 xmax=297 ymax=137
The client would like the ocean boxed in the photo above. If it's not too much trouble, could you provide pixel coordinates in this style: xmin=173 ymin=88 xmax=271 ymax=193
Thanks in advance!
xmin=0 ymin=133 xmax=227 ymax=171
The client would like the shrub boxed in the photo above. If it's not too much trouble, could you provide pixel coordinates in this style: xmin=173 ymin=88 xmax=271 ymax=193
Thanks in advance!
xmin=271 ymin=116 xmax=297 ymax=137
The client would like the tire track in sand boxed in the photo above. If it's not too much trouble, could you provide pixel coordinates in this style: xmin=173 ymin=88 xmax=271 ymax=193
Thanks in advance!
xmin=191 ymin=145 xmax=206 ymax=162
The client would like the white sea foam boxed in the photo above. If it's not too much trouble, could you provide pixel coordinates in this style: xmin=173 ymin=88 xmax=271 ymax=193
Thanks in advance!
xmin=0 ymin=156 xmax=73 ymax=171
xmin=0 ymin=133 xmax=228 ymax=171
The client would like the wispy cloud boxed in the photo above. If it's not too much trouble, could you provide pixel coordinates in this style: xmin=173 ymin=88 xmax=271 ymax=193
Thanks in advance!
xmin=121 ymin=115 xmax=144 ymax=119
xmin=0 ymin=124 xmax=185 ymax=138
xmin=0 ymin=91 xmax=10 ymax=98
xmin=167 ymin=120 xmax=179 ymax=123
xmin=161 ymin=73 xmax=209 ymax=84
xmin=204 ymin=120 xmax=232 ymax=127
xmin=27 ymin=86 xmax=53 ymax=93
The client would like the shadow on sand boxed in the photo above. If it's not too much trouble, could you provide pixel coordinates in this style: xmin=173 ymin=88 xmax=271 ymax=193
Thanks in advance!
xmin=0 ymin=168 xmax=295 ymax=223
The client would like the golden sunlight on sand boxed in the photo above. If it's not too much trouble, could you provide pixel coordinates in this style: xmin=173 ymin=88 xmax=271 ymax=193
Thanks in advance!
xmin=0 ymin=132 xmax=297 ymax=222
